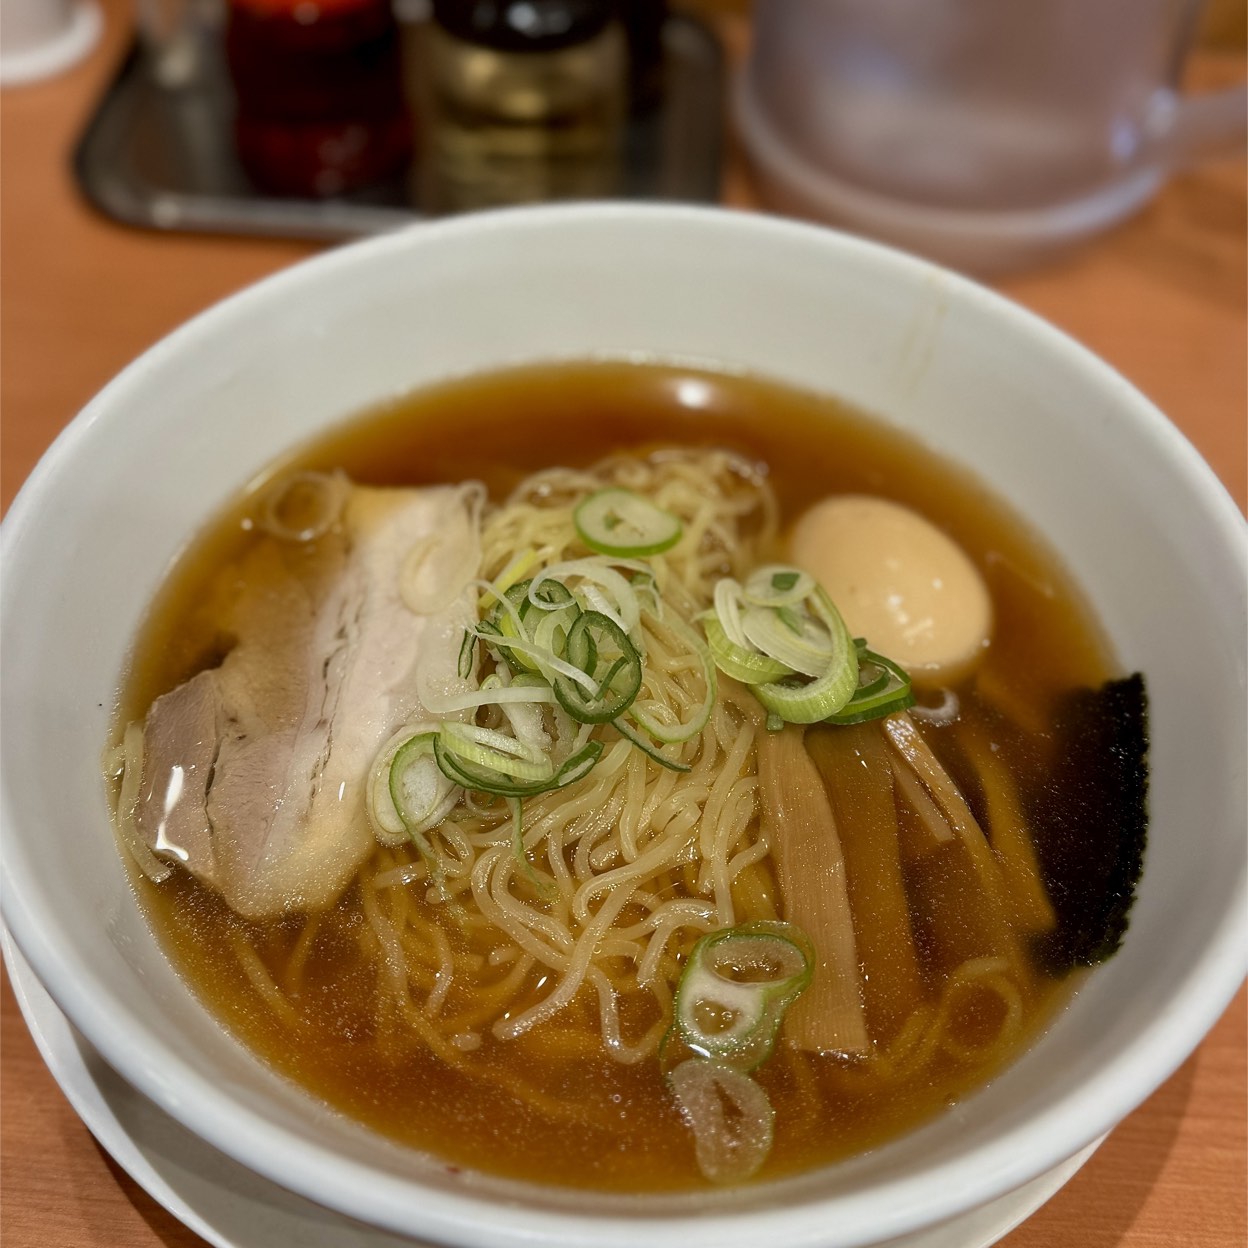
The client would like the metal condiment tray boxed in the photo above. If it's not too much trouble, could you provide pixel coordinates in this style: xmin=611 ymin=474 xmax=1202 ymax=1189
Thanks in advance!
xmin=73 ymin=13 xmax=724 ymax=241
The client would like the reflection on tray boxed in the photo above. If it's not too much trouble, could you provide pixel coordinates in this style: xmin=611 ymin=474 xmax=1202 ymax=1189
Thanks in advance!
xmin=73 ymin=6 xmax=723 ymax=241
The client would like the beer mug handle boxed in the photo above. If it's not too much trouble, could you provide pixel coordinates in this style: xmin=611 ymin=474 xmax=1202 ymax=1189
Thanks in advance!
xmin=1143 ymin=82 xmax=1248 ymax=172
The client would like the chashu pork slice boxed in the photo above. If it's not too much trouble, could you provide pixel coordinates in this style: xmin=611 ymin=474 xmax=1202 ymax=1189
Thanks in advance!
xmin=134 ymin=484 xmax=479 ymax=920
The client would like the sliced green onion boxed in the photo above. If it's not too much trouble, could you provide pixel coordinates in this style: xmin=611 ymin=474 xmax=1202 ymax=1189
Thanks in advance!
xmin=846 ymin=650 xmax=891 ymax=701
xmin=418 ymin=672 xmax=560 ymax=717
xmin=713 ymin=578 xmax=748 ymax=649
xmin=578 ymin=582 xmax=632 ymax=640
xmin=479 ymin=623 xmax=599 ymax=695
xmin=489 ymin=580 xmax=544 ymax=674
xmin=529 ymin=600 xmax=581 ymax=663
xmin=739 ymin=604 xmax=832 ymax=677
xmin=385 ymin=731 xmax=461 ymax=855
xmin=491 ymin=673 xmax=553 ymax=755
xmin=503 ymin=796 xmax=557 ymax=898
xmin=552 ymin=610 xmax=642 ymax=724
xmin=369 ymin=725 xmax=439 ymax=843
xmin=774 ymin=604 xmax=807 ymax=636
xmin=611 ymin=715 xmax=692 ymax=773
xmin=667 ymin=1059 xmax=775 ymax=1185
xmin=672 ymin=920 xmax=813 ymax=1072
xmin=525 ymin=579 xmax=576 ymax=611
xmin=742 ymin=564 xmax=816 ymax=609
xmin=630 ymin=567 xmax=661 ymax=618
xmin=575 ymin=488 xmax=683 ymax=557
xmin=434 ymin=734 xmax=603 ymax=799
xmin=825 ymin=646 xmax=915 ymax=725
xmin=532 ymin=558 xmax=645 ymax=638
xmin=257 ymin=470 xmax=348 ymax=543
xmin=438 ymin=721 xmax=552 ymax=781
xmin=701 ymin=614 xmax=791 ymax=686
xmin=457 ymin=629 xmax=477 ymax=680
xmin=751 ymin=589 xmax=858 ymax=724
xmin=409 ymin=531 xmax=744 ymax=818
xmin=706 ymin=569 xmax=867 ymax=724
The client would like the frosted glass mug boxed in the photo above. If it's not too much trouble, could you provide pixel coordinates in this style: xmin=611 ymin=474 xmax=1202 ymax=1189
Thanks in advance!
xmin=737 ymin=0 xmax=1248 ymax=269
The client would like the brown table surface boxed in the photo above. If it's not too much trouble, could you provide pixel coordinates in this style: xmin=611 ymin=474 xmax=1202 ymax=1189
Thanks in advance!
xmin=2 ymin=4 xmax=1245 ymax=1245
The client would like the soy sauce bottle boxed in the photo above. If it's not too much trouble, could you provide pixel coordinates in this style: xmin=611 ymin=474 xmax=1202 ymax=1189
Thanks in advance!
xmin=621 ymin=0 xmax=667 ymax=113
xmin=426 ymin=0 xmax=626 ymax=211
xmin=226 ymin=0 xmax=412 ymax=198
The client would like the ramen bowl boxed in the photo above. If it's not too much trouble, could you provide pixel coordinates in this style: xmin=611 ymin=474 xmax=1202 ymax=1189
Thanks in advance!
xmin=2 ymin=204 xmax=1244 ymax=1248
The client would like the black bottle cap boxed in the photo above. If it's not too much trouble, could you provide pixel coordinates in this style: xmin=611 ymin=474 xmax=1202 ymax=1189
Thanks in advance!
xmin=432 ymin=0 xmax=615 ymax=53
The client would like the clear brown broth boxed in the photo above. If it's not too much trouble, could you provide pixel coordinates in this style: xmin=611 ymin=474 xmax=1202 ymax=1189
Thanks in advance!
xmin=122 ymin=362 xmax=1107 ymax=1190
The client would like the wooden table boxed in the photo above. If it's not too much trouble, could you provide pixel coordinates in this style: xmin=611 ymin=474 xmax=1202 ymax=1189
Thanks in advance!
xmin=2 ymin=4 xmax=1244 ymax=1245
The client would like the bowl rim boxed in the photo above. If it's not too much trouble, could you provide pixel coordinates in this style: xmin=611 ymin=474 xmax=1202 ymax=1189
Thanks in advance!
xmin=2 ymin=202 xmax=1245 ymax=1248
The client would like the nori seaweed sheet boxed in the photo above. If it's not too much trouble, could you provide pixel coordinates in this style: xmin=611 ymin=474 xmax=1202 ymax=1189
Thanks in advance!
xmin=1028 ymin=674 xmax=1149 ymax=972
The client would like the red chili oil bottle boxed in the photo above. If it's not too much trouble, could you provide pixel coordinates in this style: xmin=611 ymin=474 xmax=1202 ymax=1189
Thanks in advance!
xmin=226 ymin=0 xmax=412 ymax=198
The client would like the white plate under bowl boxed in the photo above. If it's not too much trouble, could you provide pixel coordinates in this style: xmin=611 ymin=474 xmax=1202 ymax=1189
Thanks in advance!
xmin=2 ymin=930 xmax=1100 ymax=1248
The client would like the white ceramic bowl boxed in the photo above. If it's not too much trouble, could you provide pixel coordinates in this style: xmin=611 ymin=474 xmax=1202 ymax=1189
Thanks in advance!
xmin=2 ymin=204 xmax=1244 ymax=1248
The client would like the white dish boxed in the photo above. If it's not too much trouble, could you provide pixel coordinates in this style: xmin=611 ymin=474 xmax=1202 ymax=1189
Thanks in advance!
xmin=2 ymin=204 xmax=1244 ymax=1248
xmin=2 ymin=929 xmax=1101 ymax=1248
